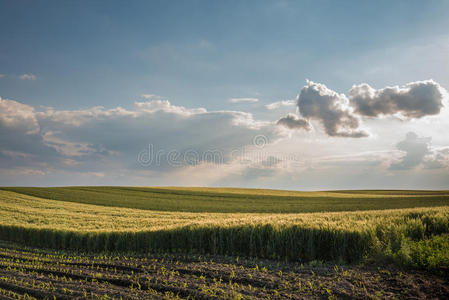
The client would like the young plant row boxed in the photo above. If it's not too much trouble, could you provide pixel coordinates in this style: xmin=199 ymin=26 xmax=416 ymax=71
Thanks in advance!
xmin=1 ymin=243 xmax=448 ymax=299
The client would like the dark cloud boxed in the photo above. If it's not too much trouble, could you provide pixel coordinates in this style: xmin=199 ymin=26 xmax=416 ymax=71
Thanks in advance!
xmin=349 ymin=80 xmax=444 ymax=118
xmin=276 ymin=113 xmax=311 ymax=130
xmin=297 ymin=81 xmax=368 ymax=138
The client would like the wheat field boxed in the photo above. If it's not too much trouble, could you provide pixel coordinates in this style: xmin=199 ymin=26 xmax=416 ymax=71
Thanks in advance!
xmin=1 ymin=188 xmax=448 ymax=266
xmin=1 ymin=186 xmax=449 ymax=213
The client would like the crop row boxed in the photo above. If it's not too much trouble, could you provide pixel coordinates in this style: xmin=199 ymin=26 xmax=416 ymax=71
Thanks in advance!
xmin=0 ymin=242 xmax=447 ymax=299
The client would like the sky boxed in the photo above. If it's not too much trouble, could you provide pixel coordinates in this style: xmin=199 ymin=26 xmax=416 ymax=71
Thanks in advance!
xmin=1 ymin=0 xmax=449 ymax=189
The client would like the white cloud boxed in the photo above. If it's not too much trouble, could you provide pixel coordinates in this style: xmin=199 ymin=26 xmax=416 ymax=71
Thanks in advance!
xmin=297 ymin=80 xmax=368 ymax=137
xmin=277 ymin=79 xmax=447 ymax=138
xmin=228 ymin=97 xmax=259 ymax=103
xmin=19 ymin=73 xmax=36 ymax=80
xmin=141 ymin=94 xmax=165 ymax=100
xmin=134 ymin=100 xmax=207 ymax=115
xmin=0 ymin=97 xmax=40 ymax=134
xmin=265 ymin=100 xmax=296 ymax=110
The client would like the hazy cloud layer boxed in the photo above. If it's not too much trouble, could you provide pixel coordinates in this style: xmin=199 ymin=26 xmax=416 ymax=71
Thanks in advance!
xmin=424 ymin=148 xmax=449 ymax=169
xmin=297 ymin=81 xmax=368 ymax=137
xmin=19 ymin=74 xmax=37 ymax=80
xmin=276 ymin=113 xmax=311 ymax=130
xmin=265 ymin=100 xmax=296 ymax=110
xmin=1 ymin=79 xmax=448 ymax=188
xmin=350 ymin=80 xmax=444 ymax=118
xmin=0 ymin=97 xmax=281 ymax=175
xmin=0 ymin=97 xmax=60 ymax=171
xmin=390 ymin=132 xmax=431 ymax=170
xmin=389 ymin=132 xmax=449 ymax=170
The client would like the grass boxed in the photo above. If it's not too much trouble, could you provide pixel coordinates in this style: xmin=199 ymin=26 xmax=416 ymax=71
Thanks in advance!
xmin=1 ymin=186 xmax=449 ymax=213
xmin=395 ymin=234 xmax=449 ymax=273
xmin=0 ymin=189 xmax=448 ymax=266
xmin=1 ymin=189 xmax=448 ymax=233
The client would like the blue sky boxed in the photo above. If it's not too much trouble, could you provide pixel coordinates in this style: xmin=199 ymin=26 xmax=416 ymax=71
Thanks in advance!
xmin=1 ymin=0 xmax=448 ymax=110
xmin=1 ymin=0 xmax=449 ymax=188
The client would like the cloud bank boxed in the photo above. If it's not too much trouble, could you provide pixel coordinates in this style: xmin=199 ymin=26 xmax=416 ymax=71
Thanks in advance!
xmin=1 ymin=78 xmax=448 ymax=188
xmin=0 ymin=97 xmax=281 ymax=177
